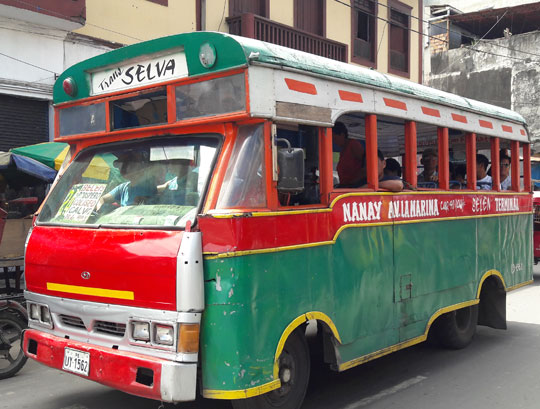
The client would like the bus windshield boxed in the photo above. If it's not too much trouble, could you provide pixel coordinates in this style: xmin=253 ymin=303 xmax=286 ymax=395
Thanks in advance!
xmin=38 ymin=135 xmax=220 ymax=228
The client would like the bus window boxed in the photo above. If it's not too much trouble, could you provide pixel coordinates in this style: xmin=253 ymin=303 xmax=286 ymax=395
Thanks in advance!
xmin=448 ymin=129 xmax=468 ymax=190
xmin=475 ymin=134 xmax=494 ymax=190
xmin=38 ymin=135 xmax=220 ymax=227
xmin=415 ymin=122 xmax=439 ymax=189
xmin=59 ymin=102 xmax=106 ymax=136
xmin=216 ymin=124 xmax=265 ymax=209
xmin=332 ymin=114 xmax=366 ymax=188
xmin=110 ymin=88 xmax=168 ymax=130
xmin=276 ymin=124 xmax=321 ymax=206
xmin=175 ymin=73 xmax=246 ymax=120
xmin=499 ymin=144 xmax=512 ymax=190
xmin=375 ymin=114 xmax=404 ymax=192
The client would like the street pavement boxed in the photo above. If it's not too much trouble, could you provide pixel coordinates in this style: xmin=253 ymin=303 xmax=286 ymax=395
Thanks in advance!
xmin=2 ymin=267 xmax=540 ymax=409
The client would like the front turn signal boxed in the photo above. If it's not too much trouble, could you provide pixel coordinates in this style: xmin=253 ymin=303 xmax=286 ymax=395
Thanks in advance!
xmin=178 ymin=323 xmax=200 ymax=353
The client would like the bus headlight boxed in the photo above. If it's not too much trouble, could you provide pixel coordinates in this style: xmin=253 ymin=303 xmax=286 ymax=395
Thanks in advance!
xmin=40 ymin=305 xmax=52 ymax=324
xmin=154 ymin=324 xmax=174 ymax=346
xmin=132 ymin=321 xmax=150 ymax=341
xmin=29 ymin=303 xmax=40 ymax=320
xmin=28 ymin=302 xmax=53 ymax=328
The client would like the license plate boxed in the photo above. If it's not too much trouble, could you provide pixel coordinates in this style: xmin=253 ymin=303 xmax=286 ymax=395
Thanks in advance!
xmin=62 ymin=347 xmax=90 ymax=376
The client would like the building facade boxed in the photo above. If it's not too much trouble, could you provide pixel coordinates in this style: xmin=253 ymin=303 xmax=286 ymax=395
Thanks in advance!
xmin=0 ymin=0 xmax=118 ymax=151
xmin=423 ymin=1 xmax=540 ymax=151
xmin=76 ymin=0 xmax=423 ymax=83
xmin=1 ymin=0 xmax=423 ymax=151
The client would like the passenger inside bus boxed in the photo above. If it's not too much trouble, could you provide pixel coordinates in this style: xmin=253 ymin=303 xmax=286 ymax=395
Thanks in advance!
xmin=476 ymin=154 xmax=492 ymax=190
xmin=157 ymin=159 xmax=200 ymax=206
xmin=500 ymin=151 xmax=511 ymax=190
xmin=451 ymin=164 xmax=467 ymax=189
xmin=333 ymin=121 xmax=366 ymax=188
xmin=97 ymin=151 xmax=158 ymax=210
xmin=384 ymin=158 xmax=401 ymax=178
xmin=359 ymin=150 xmax=403 ymax=192
xmin=418 ymin=148 xmax=438 ymax=184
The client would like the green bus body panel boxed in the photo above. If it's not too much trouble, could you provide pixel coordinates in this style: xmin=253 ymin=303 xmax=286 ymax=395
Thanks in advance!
xmin=200 ymin=215 xmax=532 ymax=392
xmin=54 ymin=32 xmax=526 ymax=128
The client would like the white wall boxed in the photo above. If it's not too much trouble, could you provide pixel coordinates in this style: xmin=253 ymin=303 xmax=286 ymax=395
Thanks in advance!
xmin=0 ymin=16 xmax=114 ymax=141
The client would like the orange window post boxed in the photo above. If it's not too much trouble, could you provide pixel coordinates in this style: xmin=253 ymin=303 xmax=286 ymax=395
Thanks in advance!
xmin=167 ymin=85 xmax=176 ymax=124
xmin=405 ymin=121 xmax=417 ymax=188
xmin=491 ymin=137 xmax=500 ymax=191
xmin=365 ymin=114 xmax=378 ymax=190
xmin=466 ymin=132 xmax=477 ymax=190
xmin=523 ymin=143 xmax=531 ymax=192
xmin=319 ymin=127 xmax=333 ymax=204
xmin=511 ymin=140 xmax=520 ymax=191
xmin=265 ymin=121 xmax=279 ymax=209
xmin=438 ymin=127 xmax=449 ymax=190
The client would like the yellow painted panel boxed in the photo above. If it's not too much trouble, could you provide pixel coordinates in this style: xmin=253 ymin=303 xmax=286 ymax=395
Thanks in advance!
xmin=47 ymin=282 xmax=134 ymax=300
xmin=77 ymin=0 xmax=197 ymax=44
xmin=270 ymin=0 xmax=294 ymax=27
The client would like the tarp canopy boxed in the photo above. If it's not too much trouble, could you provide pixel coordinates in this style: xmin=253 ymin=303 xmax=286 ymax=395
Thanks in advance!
xmin=11 ymin=142 xmax=69 ymax=171
xmin=10 ymin=142 xmax=112 ymax=181
xmin=0 ymin=152 xmax=57 ymax=186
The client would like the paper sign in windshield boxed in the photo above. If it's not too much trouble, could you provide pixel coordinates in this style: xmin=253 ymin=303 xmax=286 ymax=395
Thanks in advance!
xmin=56 ymin=184 xmax=107 ymax=223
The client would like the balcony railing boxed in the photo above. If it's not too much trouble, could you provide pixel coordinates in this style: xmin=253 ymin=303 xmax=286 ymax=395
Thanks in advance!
xmin=227 ymin=13 xmax=348 ymax=63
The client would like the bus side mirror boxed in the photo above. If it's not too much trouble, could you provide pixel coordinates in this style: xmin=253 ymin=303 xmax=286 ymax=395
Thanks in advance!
xmin=276 ymin=140 xmax=304 ymax=193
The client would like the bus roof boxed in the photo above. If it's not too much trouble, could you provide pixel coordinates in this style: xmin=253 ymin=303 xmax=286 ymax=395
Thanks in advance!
xmin=54 ymin=31 xmax=526 ymax=127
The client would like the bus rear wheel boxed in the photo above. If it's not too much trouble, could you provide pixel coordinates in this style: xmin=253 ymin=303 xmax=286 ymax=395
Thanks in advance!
xmin=232 ymin=329 xmax=310 ymax=409
xmin=433 ymin=304 xmax=479 ymax=349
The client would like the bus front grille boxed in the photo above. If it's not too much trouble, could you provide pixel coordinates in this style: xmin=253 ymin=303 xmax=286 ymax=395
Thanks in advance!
xmin=59 ymin=314 xmax=86 ymax=330
xmin=94 ymin=321 xmax=126 ymax=337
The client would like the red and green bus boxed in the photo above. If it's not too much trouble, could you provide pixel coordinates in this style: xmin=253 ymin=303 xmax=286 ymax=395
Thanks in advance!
xmin=23 ymin=31 xmax=532 ymax=409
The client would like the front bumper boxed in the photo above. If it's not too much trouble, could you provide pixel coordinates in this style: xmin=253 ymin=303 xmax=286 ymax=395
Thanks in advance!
xmin=23 ymin=329 xmax=197 ymax=402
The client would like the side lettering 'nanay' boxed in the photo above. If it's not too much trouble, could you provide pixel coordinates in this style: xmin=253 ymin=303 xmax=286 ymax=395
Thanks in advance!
xmin=338 ymin=194 xmax=530 ymax=226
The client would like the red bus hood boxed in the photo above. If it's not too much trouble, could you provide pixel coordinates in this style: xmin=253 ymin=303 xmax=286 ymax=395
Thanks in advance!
xmin=25 ymin=226 xmax=182 ymax=310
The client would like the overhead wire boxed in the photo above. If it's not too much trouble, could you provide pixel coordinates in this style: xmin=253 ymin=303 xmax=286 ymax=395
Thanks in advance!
xmin=333 ymin=0 xmax=540 ymax=64
xmin=437 ymin=10 xmax=508 ymax=76
xmin=0 ymin=51 xmax=57 ymax=74
xmin=3 ymin=0 xmax=539 ymax=81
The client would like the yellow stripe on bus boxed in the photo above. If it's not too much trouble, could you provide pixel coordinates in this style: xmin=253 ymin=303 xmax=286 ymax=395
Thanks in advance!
xmin=46 ymin=283 xmax=134 ymax=300
xmin=203 ymin=379 xmax=281 ymax=399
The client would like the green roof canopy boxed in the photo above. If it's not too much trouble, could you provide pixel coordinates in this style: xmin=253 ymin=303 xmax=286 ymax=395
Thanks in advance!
xmin=54 ymin=31 xmax=526 ymax=126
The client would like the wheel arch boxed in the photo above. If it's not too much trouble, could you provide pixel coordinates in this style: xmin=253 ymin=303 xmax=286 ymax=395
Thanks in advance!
xmin=476 ymin=269 xmax=508 ymax=330
xmin=273 ymin=311 xmax=341 ymax=379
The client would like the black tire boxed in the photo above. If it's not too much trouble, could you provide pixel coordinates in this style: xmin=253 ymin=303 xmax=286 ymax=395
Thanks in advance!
xmin=232 ymin=329 xmax=310 ymax=409
xmin=432 ymin=304 xmax=479 ymax=350
xmin=0 ymin=311 xmax=28 ymax=379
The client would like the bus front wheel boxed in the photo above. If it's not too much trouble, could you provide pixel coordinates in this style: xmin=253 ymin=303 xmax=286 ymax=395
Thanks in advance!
xmin=232 ymin=328 xmax=310 ymax=409
xmin=432 ymin=304 xmax=479 ymax=349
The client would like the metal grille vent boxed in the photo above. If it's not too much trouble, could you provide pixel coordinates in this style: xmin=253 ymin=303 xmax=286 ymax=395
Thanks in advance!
xmin=59 ymin=314 xmax=86 ymax=330
xmin=94 ymin=321 xmax=126 ymax=337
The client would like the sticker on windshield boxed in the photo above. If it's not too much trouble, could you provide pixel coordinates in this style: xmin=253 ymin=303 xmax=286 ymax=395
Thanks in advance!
xmin=56 ymin=184 xmax=107 ymax=223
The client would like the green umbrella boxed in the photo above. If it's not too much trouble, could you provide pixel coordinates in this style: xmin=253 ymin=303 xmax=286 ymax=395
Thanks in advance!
xmin=10 ymin=142 xmax=69 ymax=170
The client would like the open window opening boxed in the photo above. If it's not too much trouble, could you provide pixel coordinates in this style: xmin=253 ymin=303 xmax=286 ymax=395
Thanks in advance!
xmin=415 ymin=122 xmax=439 ymax=189
xmin=332 ymin=113 xmax=404 ymax=192
xmin=447 ymin=129 xmax=469 ymax=190
xmin=275 ymin=124 xmax=321 ymax=207
xmin=332 ymin=113 xmax=366 ymax=189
